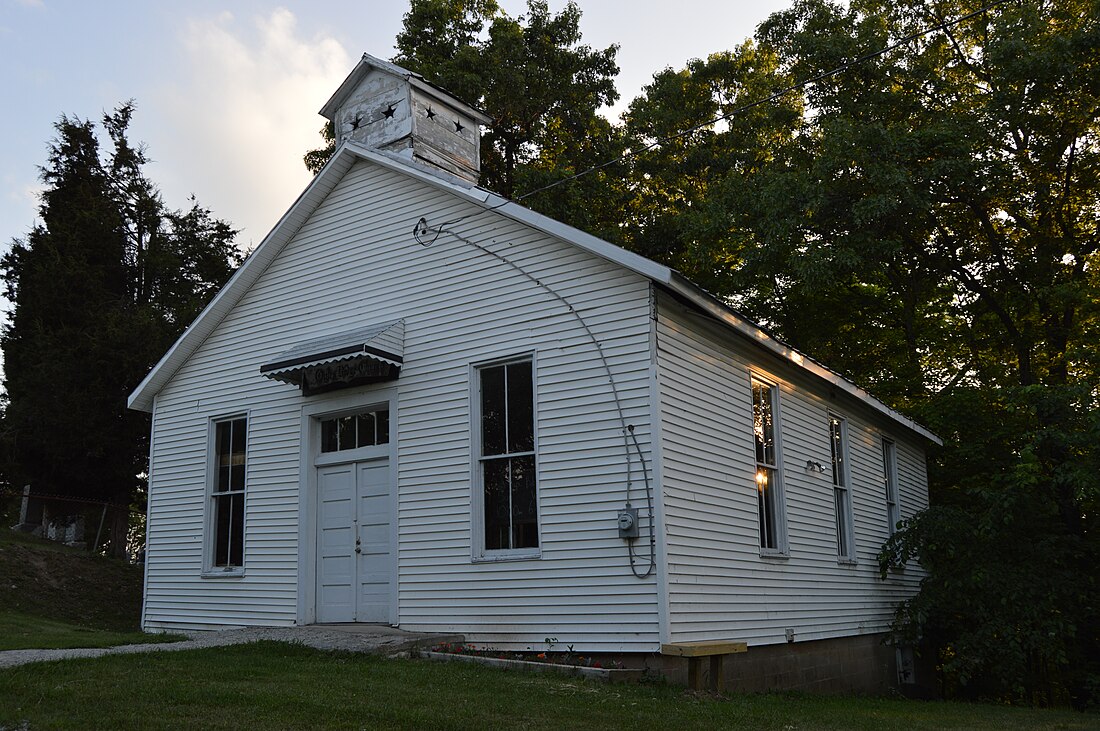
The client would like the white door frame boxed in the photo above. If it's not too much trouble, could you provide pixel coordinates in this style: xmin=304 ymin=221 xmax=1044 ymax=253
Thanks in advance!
xmin=296 ymin=386 xmax=398 ymax=626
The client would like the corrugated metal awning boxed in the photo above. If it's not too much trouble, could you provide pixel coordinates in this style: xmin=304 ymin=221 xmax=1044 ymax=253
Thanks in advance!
xmin=260 ymin=320 xmax=404 ymax=394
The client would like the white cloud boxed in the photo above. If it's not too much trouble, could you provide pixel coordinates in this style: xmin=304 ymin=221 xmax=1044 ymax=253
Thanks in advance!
xmin=148 ymin=8 xmax=350 ymax=249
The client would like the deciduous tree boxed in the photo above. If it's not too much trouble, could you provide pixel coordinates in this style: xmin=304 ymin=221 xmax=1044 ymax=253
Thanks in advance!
xmin=620 ymin=0 xmax=1100 ymax=704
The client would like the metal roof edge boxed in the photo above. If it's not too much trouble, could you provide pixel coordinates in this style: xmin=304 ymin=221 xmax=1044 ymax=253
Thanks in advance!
xmin=130 ymin=140 xmax=943 ymax=449
xmin=342 ymin=144 xmax=673 ymax=281
xmin=407 ymin=77 xmax=493 ymax=125
xmin=665 ymin=273 xmax=943 ymax=446
xmin=478 ymin=194 xmax=675 ymax=285
xmin=345 ymin=147 xmax=938 ymax=445
xmin=127 ymin=144 xmax=361 ymax=412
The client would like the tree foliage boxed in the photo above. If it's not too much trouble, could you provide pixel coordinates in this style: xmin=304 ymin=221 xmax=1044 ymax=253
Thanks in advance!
xmin=615 ymin=0 xmax=1099 ymax=705
xmin=1 ymin=104 xmax=240 ymax=554
xmin=305 ymin=0 xmax=628 ymax=242
xmin=305 ymin=0 xmax=1098 ymax=703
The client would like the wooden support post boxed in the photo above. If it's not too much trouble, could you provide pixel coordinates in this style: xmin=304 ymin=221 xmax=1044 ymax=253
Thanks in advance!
xmin=661 ymin=640 xmax=747 ymax=694
xmin=687 ymin=657 xmax=702 ymax=691
xmin=710 ymin=654 xmax=725 ymax=693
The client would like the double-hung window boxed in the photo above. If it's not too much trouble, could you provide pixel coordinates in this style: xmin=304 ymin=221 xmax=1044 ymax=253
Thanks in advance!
xmin=751 ymin=376 xmax=785 ymax=553
xmin=210 ymin=416 xmax=247 ymax=570
xmin=829 ymin=414 xmax=855 ymax=560
xmin=882 ymin=438 xmax=900 ymax=535
xmin=477 ymin=358 xmax=538 ymax=555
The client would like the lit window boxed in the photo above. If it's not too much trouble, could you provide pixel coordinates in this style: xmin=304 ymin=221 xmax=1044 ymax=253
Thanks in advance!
xmin=477 ymin=359 xmax=538 ymax=553
xmin=210 ymin=417 xmax=246 ymax=569
xmin=882 ymin=439 xmax=900 ymax=534
xmin=830 ymin=415 xmax=855 ymax=559
xmin=751 ymin=377 xmax=785 ymax=552
xmin=320 ymin=408 xmax=390 ymax=453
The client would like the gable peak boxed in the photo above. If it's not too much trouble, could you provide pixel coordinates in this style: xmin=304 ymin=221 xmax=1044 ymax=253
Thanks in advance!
xmin=319 ymin=54 xmax=492 ymax=184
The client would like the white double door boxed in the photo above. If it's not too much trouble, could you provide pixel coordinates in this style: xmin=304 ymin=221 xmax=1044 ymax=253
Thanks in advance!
xmin=316 ymin=457 xmax=393 ymax=623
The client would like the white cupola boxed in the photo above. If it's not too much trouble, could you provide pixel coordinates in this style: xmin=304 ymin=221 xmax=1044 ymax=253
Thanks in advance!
xmin=319 ymin=54 xmax=492 ymax=184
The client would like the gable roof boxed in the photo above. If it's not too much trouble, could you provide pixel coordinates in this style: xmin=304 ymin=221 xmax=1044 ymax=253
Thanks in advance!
xmin=127 ymin=142 xmax=941 ymax=446
xmin=320 ymin=53 xmax=492 ymax=126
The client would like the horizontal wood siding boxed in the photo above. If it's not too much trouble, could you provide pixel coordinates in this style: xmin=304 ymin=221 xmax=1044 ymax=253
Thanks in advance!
xmin=144 ymin=160 xmax=659 ymax=649
xmin=655 ymin=294 xmax=929 ymax=646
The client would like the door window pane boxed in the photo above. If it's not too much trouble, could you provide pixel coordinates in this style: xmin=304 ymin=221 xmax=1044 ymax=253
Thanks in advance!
xmin=357 ymin=412 xmax=377 ymax=448
xmin=319 ymin=408 xmax=390 ymax=453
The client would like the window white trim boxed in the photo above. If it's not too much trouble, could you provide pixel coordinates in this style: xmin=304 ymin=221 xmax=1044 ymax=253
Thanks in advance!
xmin=202 ymin=412 xmax=250 ymax=578
xmin=749 ymin=372 xmax=788 ymax=557
xmin=470 ymin=352 xmax=541 ymax=562
xmin=828 ymin=413 xmax=857 ymax=563
xmin=882 ymin=438 xmax=901 ymax=535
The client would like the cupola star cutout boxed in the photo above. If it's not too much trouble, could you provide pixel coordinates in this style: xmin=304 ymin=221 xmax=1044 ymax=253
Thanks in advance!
xmin=425 ymin=106 xmax=437 ymax=120
xmin=453 ymin=119 xmax=464 ymax=133
xmin=381 ymin=104 xmax=397 ymax=119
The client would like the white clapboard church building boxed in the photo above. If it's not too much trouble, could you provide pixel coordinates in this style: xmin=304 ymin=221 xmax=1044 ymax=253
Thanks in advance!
xmin=129 ymin=54 xmax=939 ymax=692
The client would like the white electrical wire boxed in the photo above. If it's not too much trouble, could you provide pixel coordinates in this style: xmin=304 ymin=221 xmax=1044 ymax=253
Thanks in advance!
xmin=414 ymin=217 xmax=656 ymax=578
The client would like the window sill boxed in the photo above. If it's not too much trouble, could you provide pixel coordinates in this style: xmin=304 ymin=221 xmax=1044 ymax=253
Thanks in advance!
xmin=472 ymin=550 xmax=541 ymax=564
xmin=758 ymin=549 xmax=789 ymax=560
xmin=837 ymin=557 xmax=858 ymax=567
xmin=202 ymin=568 xmax=245 ymax=579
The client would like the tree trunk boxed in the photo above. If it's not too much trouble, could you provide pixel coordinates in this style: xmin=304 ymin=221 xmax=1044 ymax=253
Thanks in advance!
xmin=107 ymin=501 xmax=130 ymax=559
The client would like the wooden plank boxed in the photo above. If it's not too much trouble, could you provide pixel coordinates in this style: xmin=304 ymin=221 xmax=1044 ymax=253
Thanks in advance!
xmin=661 ymin=641 xmax=748 ymax=657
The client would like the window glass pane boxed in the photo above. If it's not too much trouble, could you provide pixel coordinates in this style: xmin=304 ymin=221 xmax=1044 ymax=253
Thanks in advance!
xmin=357 ymin=412 xmax=377 ymax=448
xmin=337 ymin=416 xmax=355 ymax=451
xmin=883 ymin=440 xmax=899 ymax=534
xmin=830 ymin=417 xmax=846 ymax=488
xmin=215 ymin=421 xmax=231 ymax=492
xmin=835 ymin=486 xmax=849 ymax=556
xmin=212 ymin=418 xmax=246 ymax=568
xmin=480 ymin=366 xmax=506 ymax=456
xmin=506 ymin=362 xmax=534 ymax=453
xmin=214 ymin=494 xmax=231 ymax=566
xmin=483 ymin=458 xmax=510 ymax=550
xmin=229 ymin=493 xmax=244 ymax=567
xmin=228 ymin=419 xmax=246 ymax=490
xmin=757 ymin=466 xmax=778 ymax=549
xmin=752 ymin=381 xmax=775 ymax=466
xmin=321 ymin=418 xmax=338 ymax=453
xmin=376 ymin=409 xmax=390 ymax=445
xmin=230 ymin=418 xmax=246 ymax=459
xmin=510 ymin=455 xmax=538 ymax=549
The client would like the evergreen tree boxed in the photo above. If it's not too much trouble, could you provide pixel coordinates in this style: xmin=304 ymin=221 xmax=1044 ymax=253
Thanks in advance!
xmin=1 ymin=104 xmax=240 ymax=555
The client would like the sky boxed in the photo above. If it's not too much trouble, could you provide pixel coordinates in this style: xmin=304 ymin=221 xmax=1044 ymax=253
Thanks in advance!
xmin=0 ymin=0 xmax=791 ymax=259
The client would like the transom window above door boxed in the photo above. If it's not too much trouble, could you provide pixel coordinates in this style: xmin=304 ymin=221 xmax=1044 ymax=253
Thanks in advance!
xmin=321 ymin=408 xmax=390 ymax=453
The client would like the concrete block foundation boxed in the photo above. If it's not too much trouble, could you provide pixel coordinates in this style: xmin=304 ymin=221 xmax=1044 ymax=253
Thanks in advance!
xmin=616 ymin=633 xmax=904 ymax=695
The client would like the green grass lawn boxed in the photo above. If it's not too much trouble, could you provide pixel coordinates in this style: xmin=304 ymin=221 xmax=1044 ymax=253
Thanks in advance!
xmin=0 ymin=610 xmax=182 ymax=651
xmin=0 ymin=642 xmax=1092 ymax=731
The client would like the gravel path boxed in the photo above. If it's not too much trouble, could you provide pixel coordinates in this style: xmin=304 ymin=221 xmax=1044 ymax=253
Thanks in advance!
xmin=0 ymin=626 xmax=463 ymax=670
